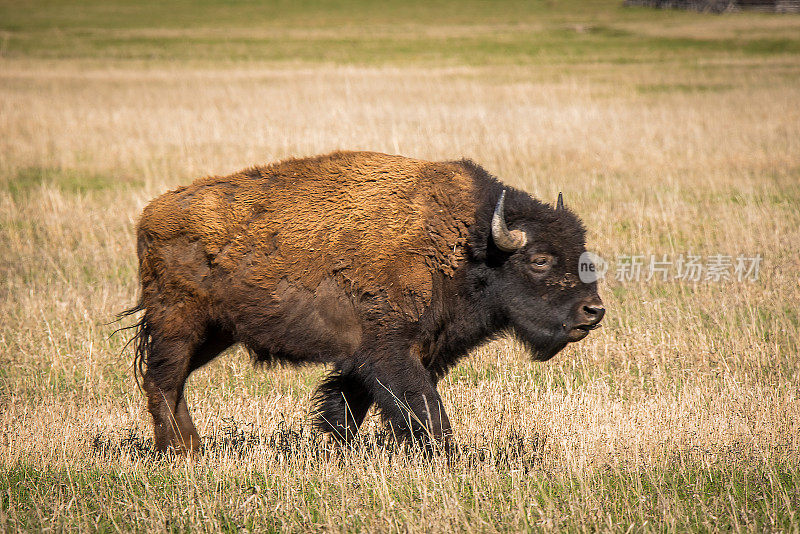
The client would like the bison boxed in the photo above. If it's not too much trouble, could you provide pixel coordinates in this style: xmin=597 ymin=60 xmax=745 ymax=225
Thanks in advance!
xmin=124 ymin=151 xmax=604 ymax=453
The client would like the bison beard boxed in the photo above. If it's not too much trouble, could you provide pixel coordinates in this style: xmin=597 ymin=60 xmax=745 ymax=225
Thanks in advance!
xmin=123 ymin=151 xmax=603 ymax=454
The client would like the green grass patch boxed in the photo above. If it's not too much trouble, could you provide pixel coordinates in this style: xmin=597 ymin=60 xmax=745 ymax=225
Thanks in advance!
xmin=636 ymin=82 xmax=734 ymax=93
xmin=3 ymin=461 xmax=798 ymax=532
xmin=2 ymin=0 xmax=800 ymax=64
xmin=4 ymin=27 xmax=799 ymax=65
xmin=2 ymin=167 xmax=141 ymax=199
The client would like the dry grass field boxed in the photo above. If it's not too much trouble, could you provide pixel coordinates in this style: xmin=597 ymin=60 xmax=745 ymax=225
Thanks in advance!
xmin=2 ymin=1 xmax=800 ymax=531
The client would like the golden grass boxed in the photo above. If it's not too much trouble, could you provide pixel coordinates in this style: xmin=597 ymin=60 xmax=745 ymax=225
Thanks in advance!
xmin=1 ymin=52 xmax=800 ymax=530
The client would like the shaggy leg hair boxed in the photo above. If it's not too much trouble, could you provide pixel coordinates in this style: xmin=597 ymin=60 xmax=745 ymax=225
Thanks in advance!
xmin=312 ymin=370 xmax=374 ymax=442
xmin=314 ymin=351 xmax=454 ymax=453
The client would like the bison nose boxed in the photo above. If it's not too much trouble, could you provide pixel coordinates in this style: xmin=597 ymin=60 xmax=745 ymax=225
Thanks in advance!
xmin=577 ymin=296 xmax=605 ymax=327
xmin=582 ymin=303 xmax=605 ymax=326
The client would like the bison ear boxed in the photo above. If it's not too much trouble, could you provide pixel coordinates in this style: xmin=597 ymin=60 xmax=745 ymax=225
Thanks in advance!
xmin=556 ymin=192 xmax=564 ymax=211
xmin=491 ymin=189 xmax=527 ymax=252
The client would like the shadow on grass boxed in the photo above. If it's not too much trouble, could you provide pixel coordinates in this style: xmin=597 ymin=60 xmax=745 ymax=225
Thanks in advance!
xmin=89 ymin=418 xmax=546 ymax=469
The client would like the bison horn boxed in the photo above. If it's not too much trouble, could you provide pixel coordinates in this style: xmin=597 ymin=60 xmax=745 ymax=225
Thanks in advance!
xmin=556 ymin=191 xmax=564 ymax=211
xmin=491 ymin=190 xmax=527 ymax=252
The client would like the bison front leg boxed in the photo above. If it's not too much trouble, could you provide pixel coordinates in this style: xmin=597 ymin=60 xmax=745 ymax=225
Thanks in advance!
xmin=368 ymin=355 xmax=453 ymax=453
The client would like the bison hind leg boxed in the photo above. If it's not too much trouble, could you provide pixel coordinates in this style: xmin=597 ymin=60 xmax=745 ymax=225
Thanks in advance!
xmin=137 ymin=314 xmax=233 ymax=454
xmin=312 ymin=370 xmax=374 ymax=442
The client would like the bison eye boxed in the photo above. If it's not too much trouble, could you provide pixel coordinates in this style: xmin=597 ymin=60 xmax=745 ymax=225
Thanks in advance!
xmin=530 ymin=254 xmax=553 ymax=272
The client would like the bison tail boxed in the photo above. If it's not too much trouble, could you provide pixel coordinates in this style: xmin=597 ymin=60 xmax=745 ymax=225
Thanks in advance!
xmin=115 ymin=303 xmax=150 ymax=391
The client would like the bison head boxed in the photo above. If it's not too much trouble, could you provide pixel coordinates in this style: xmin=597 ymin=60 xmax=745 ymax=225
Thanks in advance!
xmin=471 ymin=188 xmax=604 ymax=361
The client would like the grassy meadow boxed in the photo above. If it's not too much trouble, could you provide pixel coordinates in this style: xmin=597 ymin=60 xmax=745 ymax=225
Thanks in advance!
xmin=2 ymin=0 xmax=800 ymax=531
